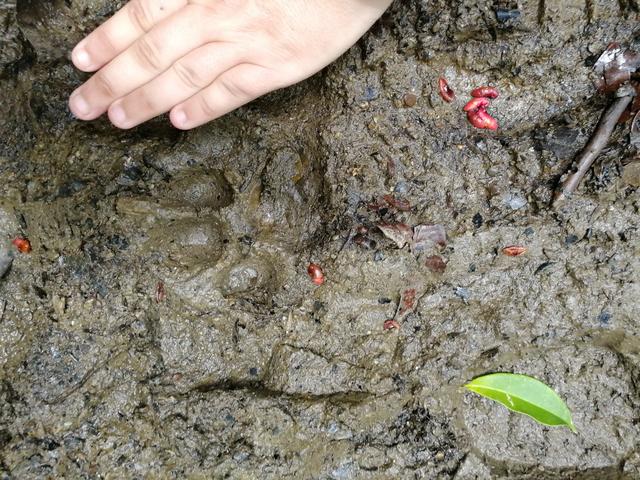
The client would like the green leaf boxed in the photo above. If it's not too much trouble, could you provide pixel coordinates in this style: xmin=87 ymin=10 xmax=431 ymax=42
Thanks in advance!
xmin=465 ymin=373 xmax=576 ymax=432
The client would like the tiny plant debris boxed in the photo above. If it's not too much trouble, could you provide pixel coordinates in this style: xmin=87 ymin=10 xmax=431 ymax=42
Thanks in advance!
xmin=12 ymin=237 xmax=32 ymax=254
xmin=155 ymin=281 xmax=166 ymax=303
xmin=383 ymin=194 xmax=411 ymax=211
xmin=425 ymin=255 xmax=447 ymax=273
xmin=465 ymin=373 xmax=577 ymax=432
xmin=307 ymin=263 xmax=325 ymax=286
xmin=502 ymin=245 xmax=527 ymax=256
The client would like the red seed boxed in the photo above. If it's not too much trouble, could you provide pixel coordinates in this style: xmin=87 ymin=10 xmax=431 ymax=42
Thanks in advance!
xmin=467 ymin=109 xmax=498 ymax=130
xmin=383 ymin=319 xmax=400 ymax=330
xmin=463 ymin=97 xmax=490 ymax=112
xmin=438 ymin=77 xmax=456 ymax=103
xmin=502 ymin=245 xmax=527 ymax=256
xmin=12 ymin=237 xmax=32 ymax=253
xmin=471 ymin=86 xmax=499 ymax=99
xmin=307 ymin=263 xmax=325 ymax=285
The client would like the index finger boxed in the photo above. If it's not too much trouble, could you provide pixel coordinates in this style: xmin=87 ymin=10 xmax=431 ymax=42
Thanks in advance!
xmin=71 ymin=0 xmax=187 ymax=72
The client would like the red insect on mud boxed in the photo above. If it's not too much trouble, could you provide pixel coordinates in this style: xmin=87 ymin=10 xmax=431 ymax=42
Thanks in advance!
xmin=307 ymin=263 xmax=325 ymax=285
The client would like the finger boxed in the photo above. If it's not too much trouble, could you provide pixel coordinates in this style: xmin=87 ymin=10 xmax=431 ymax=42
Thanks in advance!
xmin=107 ymin=44 xmax=241 ymax=129
xmin=69 ymin=5 xmax=219 ymax=120
xmin=72 ymin=0 xmax=187 ymax=72
xmin=169 ymin=65 xmax=277 ymax=129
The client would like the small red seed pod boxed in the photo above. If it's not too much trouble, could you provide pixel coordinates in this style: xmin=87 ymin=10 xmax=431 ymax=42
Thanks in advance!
xmin=463 ymin=97 xmax=490 ymax=112
xmin=470 ymin=86 xmax=499 ymax=99
xmin=467 ymin=109 xmax=498 ymax=130
xmin=307 ymin=263 xmax=325 ymax=285
xmin=12 ymin=237 xmax=32 ymax=253
xmin=438 ymin=77 xmax=456 ymax=103
xmin=502 ymin=245 xmax=527 ymax=256
xmin=383 ymin=319 xmax=400 ymax=330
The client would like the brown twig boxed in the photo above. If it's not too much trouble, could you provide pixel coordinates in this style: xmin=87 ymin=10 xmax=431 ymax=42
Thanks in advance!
xmin=552 ymin=86 xmax=635 ymax=207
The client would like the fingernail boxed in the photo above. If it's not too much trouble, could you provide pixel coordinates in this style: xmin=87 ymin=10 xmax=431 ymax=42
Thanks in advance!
xmin=70 ymin=91 xmax=91 ymax=116
xmin=73 ymin=47 xmax=92 ymax=69
xmin=172 ymin=109 xmax=188 ymax=128
xmin=109 ymin=103 xmax=129 ymax=128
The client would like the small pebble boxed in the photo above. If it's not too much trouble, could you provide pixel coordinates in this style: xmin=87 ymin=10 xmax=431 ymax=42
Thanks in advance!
xmin=363 ymin=86 xmax=379 ymax=101
xmin=565 ymin=234 xmax=579 ymax=245
xmin=598 ymin=311 xmax=612 ymax=325
xmin=503 ymin=193 xmax=527 ymax=210
xmin=454 ymin=287 xmax=471 ymax=301
xmin=403 ymin=93 xmax=418 ymax=107
xmin=394 ymin=181 xmax=409 ymax=195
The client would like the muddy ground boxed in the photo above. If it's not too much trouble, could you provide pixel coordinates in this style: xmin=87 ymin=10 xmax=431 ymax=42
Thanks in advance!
xmin=0 ymin=0 xmax=639 ymax=478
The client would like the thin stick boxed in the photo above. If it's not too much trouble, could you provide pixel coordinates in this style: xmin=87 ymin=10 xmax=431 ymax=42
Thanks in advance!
xmin=552 ymin=91 xmax=634 ymax=206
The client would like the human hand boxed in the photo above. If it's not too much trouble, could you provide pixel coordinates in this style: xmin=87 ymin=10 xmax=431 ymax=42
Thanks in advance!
xmin=69 ymin=0 xmax=392 ymax=130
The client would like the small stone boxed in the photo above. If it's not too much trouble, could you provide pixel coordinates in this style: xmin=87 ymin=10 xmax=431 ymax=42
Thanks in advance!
xmin=503 ymin=193 xmax=527 ymax=210
xmin=565 ymin=234 xmax=579 ymax=245
xmin=403 ymin=93 xmax=418 ymax=107
xmin=363 ymin=86 xmax=378 ymax=101
xmin=394 ymin=181 xmax=409 ymax=195
xmin=454 ymin=287 xmax=471 ymax=301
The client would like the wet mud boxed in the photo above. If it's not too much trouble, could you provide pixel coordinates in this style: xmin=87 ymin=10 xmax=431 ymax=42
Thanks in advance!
xmin=1 ymin=0 xmax=639 ymax=478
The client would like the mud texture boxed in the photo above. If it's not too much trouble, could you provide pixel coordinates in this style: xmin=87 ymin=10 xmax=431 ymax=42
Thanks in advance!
xmin=1 ymin=1 xmax=639 ymax=478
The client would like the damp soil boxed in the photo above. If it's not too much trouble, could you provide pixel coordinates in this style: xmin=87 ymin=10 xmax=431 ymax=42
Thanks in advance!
xmin=1 ymin=1 xmax=639 ymax=479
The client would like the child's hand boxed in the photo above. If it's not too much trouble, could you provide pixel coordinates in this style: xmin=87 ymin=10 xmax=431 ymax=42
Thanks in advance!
xmin=69 ymin=0 xmax=392 ymax=130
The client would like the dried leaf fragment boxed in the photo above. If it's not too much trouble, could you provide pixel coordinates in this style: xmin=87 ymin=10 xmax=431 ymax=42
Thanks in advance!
xmin=378 ymin=223 xmax=413 ymax=249
xmin=594 ymin=43 xmax=640 ymax=93
xmin=412 ymin=224 xmax=447 ymax=252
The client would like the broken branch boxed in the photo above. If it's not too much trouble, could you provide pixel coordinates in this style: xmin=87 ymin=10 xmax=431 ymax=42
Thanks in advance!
xmin=552 ymin=87 xmax=634 ymax=206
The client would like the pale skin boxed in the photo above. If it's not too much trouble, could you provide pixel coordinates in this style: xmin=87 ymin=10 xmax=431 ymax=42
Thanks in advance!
xmin=68 ymin=0 xmax=393 ymax=130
